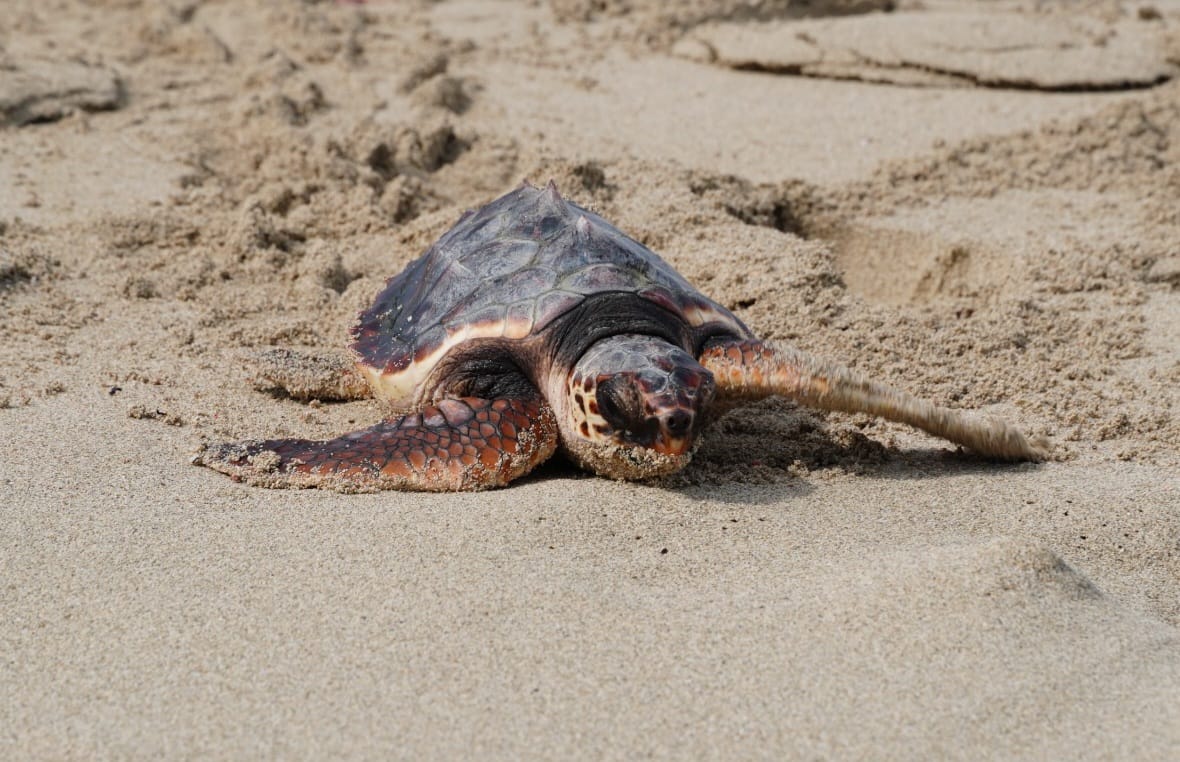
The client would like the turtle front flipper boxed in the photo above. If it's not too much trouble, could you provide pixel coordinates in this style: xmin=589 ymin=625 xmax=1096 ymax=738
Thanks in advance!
xmin=194 ymin=397 xmax=559 ymax=491
xmin=700 ymin=338 xmax=1048 ymax=462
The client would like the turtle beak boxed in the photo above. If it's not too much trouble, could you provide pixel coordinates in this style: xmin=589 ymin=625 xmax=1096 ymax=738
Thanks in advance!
xmin=651 ymin=437 xmax=691 ymax=456
xmin=649 ymin=409 xmax=695 ymax=456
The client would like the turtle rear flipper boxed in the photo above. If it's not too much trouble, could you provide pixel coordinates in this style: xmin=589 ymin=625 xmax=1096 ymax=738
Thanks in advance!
xmin=701 ymin=338 xmax=1048 ymax=462
xmin=194 ymin=397 xmax=559 ymax=491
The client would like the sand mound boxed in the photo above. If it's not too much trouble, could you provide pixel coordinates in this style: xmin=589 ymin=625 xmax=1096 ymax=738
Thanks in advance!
xmin=0 ymin=57 xmax=124 ymax=126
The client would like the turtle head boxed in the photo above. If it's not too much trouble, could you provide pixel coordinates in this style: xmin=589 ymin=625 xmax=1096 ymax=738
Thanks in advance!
xmin=559 ymin=335 xmax=715 ymax=479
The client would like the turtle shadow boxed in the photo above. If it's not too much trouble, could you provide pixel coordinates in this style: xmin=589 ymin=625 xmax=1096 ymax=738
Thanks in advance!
xmin=510 ymin=453 xmax=817 ymax=506
xmin=666 ymin=401 xmax=891 ymax=483
xmin=514 ymin=440 xmax=1040 ymax=507
xmin=854 ymin=449 xmax=1047 ymax=482
xmin=656 ymin=399 xmax=1046 ymax=505
xmin=667 ymin=447 xmax=1042 ymax=506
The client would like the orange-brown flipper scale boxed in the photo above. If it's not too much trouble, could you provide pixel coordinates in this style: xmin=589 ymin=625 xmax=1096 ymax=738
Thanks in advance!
xmin=194 ymin=397 xmax=559 ymax=492
xmin=701 ymin=338 xmax=1048 ymax=462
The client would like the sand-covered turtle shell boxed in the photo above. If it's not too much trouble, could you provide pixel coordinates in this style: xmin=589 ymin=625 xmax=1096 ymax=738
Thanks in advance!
xmin=351 ymin=182 xmax=749 ymax=404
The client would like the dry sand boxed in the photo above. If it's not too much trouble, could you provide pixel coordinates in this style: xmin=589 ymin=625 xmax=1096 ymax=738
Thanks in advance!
xmin=2 ymin=0 xmax=1179 ymax=758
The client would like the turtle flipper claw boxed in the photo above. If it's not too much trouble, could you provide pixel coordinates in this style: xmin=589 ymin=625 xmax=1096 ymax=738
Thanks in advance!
xmin=701 ymin=338 xmax=1048 ymax=462
xmin=194 ymin=397 xmax=559 ymax=491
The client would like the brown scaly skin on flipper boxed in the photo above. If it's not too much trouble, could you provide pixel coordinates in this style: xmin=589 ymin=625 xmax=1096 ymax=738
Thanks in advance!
xmin=194 ymin=398 xmax=558 ymax=492
xmin=700 ymin=338 xmax=1049 ymax=461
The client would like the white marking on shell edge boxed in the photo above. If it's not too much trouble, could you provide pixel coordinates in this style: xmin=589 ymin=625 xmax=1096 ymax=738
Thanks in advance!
xmin=683 ymin=301 xmax=750 ymax=336
xmin=360 ymin=320 xmax=525 ymax=406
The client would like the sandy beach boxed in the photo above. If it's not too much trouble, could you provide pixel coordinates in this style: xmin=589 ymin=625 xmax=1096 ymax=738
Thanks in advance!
xmin=2 ymin=0 xmax=1179 ymax=758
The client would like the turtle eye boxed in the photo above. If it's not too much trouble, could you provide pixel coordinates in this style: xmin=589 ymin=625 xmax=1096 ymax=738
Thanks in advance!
xmin=596 ymin=374 xmax=643 ymax=435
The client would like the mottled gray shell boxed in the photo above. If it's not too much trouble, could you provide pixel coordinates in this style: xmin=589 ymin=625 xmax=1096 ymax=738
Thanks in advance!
xmin=351 ymin=182 xmax=749 ymax=401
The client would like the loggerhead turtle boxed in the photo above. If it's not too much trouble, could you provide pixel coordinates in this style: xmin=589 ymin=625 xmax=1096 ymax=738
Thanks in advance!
xmin=195 ymin=181 xmax=1046 ymax=491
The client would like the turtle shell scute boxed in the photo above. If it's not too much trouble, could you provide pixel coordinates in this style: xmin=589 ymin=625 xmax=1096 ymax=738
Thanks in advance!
xmin=350 ymin=182 xmax=749 ymax=393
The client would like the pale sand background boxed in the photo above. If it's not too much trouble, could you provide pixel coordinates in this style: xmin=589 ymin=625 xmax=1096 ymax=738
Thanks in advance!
xmin=2 ymin=0 xmax=1180 ymax=758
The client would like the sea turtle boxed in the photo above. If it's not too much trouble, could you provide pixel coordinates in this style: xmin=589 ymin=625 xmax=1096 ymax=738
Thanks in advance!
xmin=194 ymin=181 xmax=1046 ymax=491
